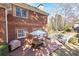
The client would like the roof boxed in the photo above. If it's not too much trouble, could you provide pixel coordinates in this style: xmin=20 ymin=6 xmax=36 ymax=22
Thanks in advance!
xmin=0 ymin=4 xmax=10 ymax=8
xmin=37 ymin=4 xmax=44 ymax=7
xmin=12 ymin=3 xmax=49 ymax=15
xmin=0 ymin=3 xmax=48 ymax=15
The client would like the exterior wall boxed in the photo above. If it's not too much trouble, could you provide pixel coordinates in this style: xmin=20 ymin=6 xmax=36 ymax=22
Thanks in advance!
xmin=7 ymin=4 xmax=48 ymax=45
xmin=0 ymin=7 xmax=6 ymax=43
xmin=11 ymin=3 xmax=48 ymax=15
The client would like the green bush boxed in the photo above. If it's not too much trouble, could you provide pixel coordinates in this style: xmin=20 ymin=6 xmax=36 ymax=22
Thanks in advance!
xmin=0 ymin=43 xmax=9 ymax=56
xmin=68 ymin=36 xmax=77 ymax=45
xmin=61 ymin=31 xmax=66 ymax=34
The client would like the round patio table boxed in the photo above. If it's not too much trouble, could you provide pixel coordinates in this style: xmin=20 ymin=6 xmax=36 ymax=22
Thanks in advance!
xmin=31 ymin=39 xmax=44 ymax=49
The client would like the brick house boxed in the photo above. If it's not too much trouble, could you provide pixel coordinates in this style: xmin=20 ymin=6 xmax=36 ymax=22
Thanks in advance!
xmin=0 ymin=3 xmax=48 ymax=47
xmin=0 ymin=4 xmax=8 ymax=43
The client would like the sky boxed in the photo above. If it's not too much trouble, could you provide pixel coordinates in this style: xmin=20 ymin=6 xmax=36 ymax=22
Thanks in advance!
xmin=31 ymin=3 xmax=61 ymax=17
xmin=30 ymin=3 xmax=79 ymax=23
xmin=30 ymin=3 xmax=64 ymax=23
xmin=31 ymin=3 xmax=79 ymax=16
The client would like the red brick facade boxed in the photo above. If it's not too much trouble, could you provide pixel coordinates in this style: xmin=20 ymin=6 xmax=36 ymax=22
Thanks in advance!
xmin=0 ymin=3 xmax=48 ymax=45
xmin=7 ymin=4 xmax=48 ymax=43
xmin=0 ymin=7 xmax=6 ymax=43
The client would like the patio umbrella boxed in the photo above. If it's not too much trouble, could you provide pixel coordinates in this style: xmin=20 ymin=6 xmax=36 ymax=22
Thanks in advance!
xmin=30 ymin=30 xmax=46 ymax=36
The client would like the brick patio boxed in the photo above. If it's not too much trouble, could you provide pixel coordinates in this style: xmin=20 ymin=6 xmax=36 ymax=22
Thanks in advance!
xmin=9 ymin=47 xmax=49 ymax=56
xmin=9 ymin=40 xmax=60 ymax=56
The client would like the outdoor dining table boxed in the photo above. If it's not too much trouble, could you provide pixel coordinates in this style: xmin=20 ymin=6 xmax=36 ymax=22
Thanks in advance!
xmin=31 ymin=38 xmax=44 ymax=50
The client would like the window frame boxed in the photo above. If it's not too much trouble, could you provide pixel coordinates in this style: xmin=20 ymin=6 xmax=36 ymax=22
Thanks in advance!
xmin=16 ymin=7 xmax=28 ymax=18
xmin=17 ymin=29 xmax=26 ymax=39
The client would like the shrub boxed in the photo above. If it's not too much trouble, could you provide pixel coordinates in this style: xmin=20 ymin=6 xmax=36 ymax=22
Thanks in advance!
xmin=0 ymin=43 xmax=9 ymax=56
xmin=61 ymin=31 xmax=66 ymax=34
xmin=68 ymin=36 xmax=77 ymax=45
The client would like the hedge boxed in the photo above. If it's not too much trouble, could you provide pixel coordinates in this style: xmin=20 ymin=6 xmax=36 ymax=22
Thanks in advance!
xmin=0 ymin=43 xmax=9 ymax=56
xmin=68 ymin=36 xmax=77 ymax=45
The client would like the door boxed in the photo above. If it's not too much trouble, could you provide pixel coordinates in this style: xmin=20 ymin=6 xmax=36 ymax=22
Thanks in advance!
xmin=0 ymin=7 xmax=5 ymax=43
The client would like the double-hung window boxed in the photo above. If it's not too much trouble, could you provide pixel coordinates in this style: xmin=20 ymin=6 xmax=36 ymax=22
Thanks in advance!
xmin=16 ymin=7 xmax=21 ymax=16
xmin=22 ymin=9 xmax=26 ymax=17
xmin=16 ymin=7 xmax=27 ymax=18
xmin=17 ymin=29 xmax=26 ymax=39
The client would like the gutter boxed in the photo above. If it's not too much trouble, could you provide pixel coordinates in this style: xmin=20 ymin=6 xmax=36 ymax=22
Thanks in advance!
xmin=5 ymin=9 xmax=8 ymax=43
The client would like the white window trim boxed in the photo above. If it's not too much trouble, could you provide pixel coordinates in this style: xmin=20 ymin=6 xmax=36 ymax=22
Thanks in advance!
xmin=16 ymin=7 xmax=28 ymax=18
xmin=17 ymin=29 xmax=26 ymax=39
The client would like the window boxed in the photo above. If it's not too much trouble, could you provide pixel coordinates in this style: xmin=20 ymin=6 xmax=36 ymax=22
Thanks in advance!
xmin=22 ymin=9 xmax=26 ymax=17
xmin=17 ymin=29 xmax=26 ymax=38
xmin=16 ymin=7 xmax=21 ymax=16
xmin=16 ymin=7 xmax=28 ymax=17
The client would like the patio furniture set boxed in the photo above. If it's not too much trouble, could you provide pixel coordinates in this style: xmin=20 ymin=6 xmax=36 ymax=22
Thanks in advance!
xmin=9 ymin=30 xmax=60 ymax=56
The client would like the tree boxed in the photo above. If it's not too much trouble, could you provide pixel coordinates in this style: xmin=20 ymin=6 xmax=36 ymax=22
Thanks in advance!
xmin=48 ymin=3 xmax=79 ymax=32
xmin=48 ymin=14 xmax=64 ymax=31
xmin=47 ymin=16 xmax=54 ymax=33
xmin=57 ymin=3 xmax=79 ymax=31
xmin=59 ymin=3 xmax=79 ymax=24
xmin=53 ymin=14 xmax=64 ymax=31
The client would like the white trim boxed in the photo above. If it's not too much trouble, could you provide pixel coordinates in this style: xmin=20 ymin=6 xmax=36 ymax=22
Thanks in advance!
xmin=17 ymin=29 xmax=26 ymax=39
xmin=5 ymin=9 xmax=8 ymax=43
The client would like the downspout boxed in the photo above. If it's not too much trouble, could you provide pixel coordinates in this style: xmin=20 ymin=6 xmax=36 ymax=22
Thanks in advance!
xmin=5 ymin=8 xmax=8 ymax=43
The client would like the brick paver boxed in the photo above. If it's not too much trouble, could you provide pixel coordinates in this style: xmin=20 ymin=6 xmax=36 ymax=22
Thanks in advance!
xmin=52 ymin=43 xmax=79 ymax=56
xmin=9 ymin=40 xmax=60 ymax=56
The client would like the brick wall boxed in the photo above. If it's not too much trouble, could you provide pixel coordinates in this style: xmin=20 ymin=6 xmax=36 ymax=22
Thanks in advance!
xmin=7 ymin=4 xmax=48 ymax=44
xmin=0 ymin=7 xmax=6 ymax=43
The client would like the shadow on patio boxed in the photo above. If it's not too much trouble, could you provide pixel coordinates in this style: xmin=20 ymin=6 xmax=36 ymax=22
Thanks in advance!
xmin=51 ymin=44 xmax=79 ymax=56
